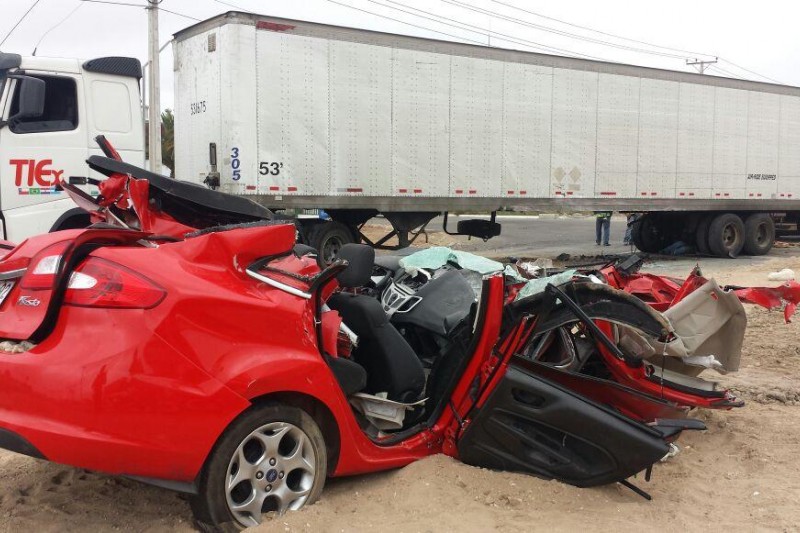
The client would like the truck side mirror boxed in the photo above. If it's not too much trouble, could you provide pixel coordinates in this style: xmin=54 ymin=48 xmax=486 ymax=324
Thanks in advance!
xmin=8 ymin=75 xmax=46 ymax=123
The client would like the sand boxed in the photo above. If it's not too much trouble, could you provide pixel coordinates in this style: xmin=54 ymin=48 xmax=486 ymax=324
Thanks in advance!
xmin=1 ymin=256 xmax=799 ymax=533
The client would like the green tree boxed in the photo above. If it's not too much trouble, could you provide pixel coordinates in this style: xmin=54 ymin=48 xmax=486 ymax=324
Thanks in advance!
xmin=161 ymin=108 xmax=174 ymax=177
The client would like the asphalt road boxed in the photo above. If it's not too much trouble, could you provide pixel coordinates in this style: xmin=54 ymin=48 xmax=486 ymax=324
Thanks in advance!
xmin=447 ymin=214 xmax=633 ymax=259
xmin=380 ymin=214 xmax=800 ymax=271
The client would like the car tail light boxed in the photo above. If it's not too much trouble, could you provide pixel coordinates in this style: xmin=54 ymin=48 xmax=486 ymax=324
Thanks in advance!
xmin=20 ymin=241 xmax=70 ymax=290
xmin=64 ymin=257 xmax=166 ymax=309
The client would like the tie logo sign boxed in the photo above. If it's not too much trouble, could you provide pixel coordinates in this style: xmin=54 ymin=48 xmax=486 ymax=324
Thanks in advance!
xmin=10 ymin=159 xmax=64 ymax=186
xmin=9 ymin=159 xmax=64 ymax=195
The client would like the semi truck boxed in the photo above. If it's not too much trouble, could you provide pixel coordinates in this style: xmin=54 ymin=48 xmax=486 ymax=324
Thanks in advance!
xmin=172 ymin=11 xmax=800 ymax=261
xmin=0 ymin=53 xmax=144 ymax=241
xmin=1 ymin=10 xmax=799 ymax=262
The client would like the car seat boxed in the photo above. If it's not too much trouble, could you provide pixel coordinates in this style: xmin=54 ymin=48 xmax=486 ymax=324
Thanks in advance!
xmin=327 ymin=244 xmax=426 ymax=403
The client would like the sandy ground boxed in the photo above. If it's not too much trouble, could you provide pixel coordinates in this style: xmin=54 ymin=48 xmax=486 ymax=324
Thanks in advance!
xmin=1 ymin=255 xmax=799 ymax=532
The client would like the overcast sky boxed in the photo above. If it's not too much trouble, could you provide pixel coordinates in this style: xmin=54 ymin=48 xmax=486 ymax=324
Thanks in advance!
xmin=1 ymin=0 xmax=798 ymax=110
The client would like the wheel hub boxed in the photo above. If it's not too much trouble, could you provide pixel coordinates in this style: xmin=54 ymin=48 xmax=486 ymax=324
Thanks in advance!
xmin=225 ymin=422 xmax=316 ymax=527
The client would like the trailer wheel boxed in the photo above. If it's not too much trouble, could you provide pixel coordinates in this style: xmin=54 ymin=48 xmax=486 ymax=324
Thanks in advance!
xmin=308 ymin=221 xmax=354 ymax=266
xmin=708 ymin=213 xmax=745 ymax=258
xmin=695 ymin=215 xmax=712 ymax=255
xmin=631 ymin=214 xmax=666 ymax=253
xmin=743 ymin=213 xmax=775 ymax=256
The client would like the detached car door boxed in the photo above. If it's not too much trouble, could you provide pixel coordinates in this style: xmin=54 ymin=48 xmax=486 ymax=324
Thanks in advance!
xmin=456 ymin=353 xmax=670 ymax=488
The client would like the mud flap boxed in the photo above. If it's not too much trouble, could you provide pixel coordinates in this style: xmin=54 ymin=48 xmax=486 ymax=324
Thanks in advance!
xmin=457 ymin=359 xmax=670 ymax=488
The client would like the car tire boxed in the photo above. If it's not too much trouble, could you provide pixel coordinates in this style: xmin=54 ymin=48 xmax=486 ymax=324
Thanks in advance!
xmin=742 ymin=213 xmax=775 ymax=256
xmin=707 ymin=213 xmax=745 ymax=258
xmin=308 ymin=221 xmax=355 ymax=266
xmin=190 ymin=404 xmax=327 ymax=532
xmin=695 ymin=215 xmax=712 ymax=255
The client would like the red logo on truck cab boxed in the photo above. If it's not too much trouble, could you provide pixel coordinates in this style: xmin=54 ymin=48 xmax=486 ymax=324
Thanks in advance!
xmin=9 ymin=159 xmax=64 ymax=187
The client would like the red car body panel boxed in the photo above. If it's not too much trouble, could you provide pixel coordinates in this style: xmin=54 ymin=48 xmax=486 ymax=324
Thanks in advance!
xmin=0 ymin=217 xmax=508 ymax=483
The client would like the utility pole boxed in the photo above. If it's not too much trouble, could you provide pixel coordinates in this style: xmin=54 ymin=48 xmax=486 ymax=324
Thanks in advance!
xmin=686 ymin=57 xmax=718 ymax=74
xmin=146 ymin=0 xmax=162 ymax=172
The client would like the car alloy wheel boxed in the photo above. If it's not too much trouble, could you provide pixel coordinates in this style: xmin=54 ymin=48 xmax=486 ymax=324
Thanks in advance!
xmin=226 ymin=422 xmax=317 ymax=527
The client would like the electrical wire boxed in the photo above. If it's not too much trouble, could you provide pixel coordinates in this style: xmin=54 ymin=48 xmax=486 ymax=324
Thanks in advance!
xmin=375 ymin=0 xmax=605 ymax=60
xmin=159 ymin=6 xmax=201 ymax=21
xmin=491 ymin=0 xmax=712 ymax=59
xmin=494 ymin=0 xmax=784 ymax=84
xmin=707 ymin=65 xmax=745 ymax=80
xmin=210 ymin=0 xmax=255 ymax=13
xmin=80 ymin=0 xmax=143 ymax=6
xmin=33 ymin=1 xmax=84 ymax=55
xmin=719 ymin=59 xmax=783 ymax=85
xmin=325 ymin=0 xmax=490 ymax=46
xmin=446 ymin=0 xmax=786 ymax=84
xmin=79 ymin=0 xmax=200 ymax=21
xmin=441 ymin=0 xmax=692 ymax=60
xmin=0 ymin=0 xmax=42 ymax=48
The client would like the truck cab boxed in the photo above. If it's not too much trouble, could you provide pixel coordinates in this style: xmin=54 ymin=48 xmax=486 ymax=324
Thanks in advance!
xmin=0 ymin=53 xmax=144 ymax=242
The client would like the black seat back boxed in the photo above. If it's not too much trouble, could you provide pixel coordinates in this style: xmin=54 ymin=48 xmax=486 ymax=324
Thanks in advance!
xmin=336 ymin=244 xmax=374 ymax=288
xmin=329 ymin=292 xmax=425 ymax=403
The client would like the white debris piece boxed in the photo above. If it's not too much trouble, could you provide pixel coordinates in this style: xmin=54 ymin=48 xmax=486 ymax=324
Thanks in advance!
xmin=767 ymin=268 xmax=795 ymax=281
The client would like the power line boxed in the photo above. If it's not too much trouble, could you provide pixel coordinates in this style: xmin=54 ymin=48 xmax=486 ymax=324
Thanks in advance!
xmin=210 ymin=0 xmax=255 ymax=13
xmin=491 ymin=0 xmax=713 ymax=59
xmin=80 ymin=0 xmax=143 ymax=6
xmin=489 ymin=0 xmax=785 ymax=85
xmin=325 ymin=0 xmax=490 ymax=46
xmin=707 ymin=65 xmax=744 ymax=80
xmin=374 ymin=0 xmax=605 ymax=60
xmin=79 ymin=0 xmax=200 ymax=21
xmin=33 ymin=1 xmax=84 ymax=55
xmin=719 ymin=59 xmax=783 ymax=85
xmin=440 ymin=0 xmax=693 ymax=60
xmin=0 ymin=0 xmax=42 ymax=48
xmin=159 ymin=6 xmax=201 ymax=21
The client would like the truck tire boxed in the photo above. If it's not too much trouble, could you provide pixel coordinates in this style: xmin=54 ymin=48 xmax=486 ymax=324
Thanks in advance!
xmin=743 ymin=213 xmax=775 ymax=256
xmin=308 ymin=221 xmax=354 ymax=266
xmin=695 ymin=215 xmax=712 ymax=255
xmin=708 ymin=213 xmax=745 ymax=258
xmin=631 ymin=214 xmax=665 ymax=253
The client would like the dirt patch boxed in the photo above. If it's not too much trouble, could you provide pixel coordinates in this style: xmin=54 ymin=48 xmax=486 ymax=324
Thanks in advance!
xmin=1 ymin=256 xmax=799 ymax=532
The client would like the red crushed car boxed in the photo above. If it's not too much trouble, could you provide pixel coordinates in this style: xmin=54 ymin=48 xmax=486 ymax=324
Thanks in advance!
xmin=0 ymin=138 xmax=723 ymax=530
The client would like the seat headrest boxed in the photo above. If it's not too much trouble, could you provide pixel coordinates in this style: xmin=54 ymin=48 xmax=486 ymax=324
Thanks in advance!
xmin=336 ymin=244 xmax=375 ymax=288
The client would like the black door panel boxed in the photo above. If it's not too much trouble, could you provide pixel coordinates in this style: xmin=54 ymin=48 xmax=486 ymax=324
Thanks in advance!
xmin=458 ymin=360 xmax=670 ymax=487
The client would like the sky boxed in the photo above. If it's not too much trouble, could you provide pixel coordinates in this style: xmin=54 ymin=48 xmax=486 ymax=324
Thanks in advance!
xmin=1 ymin=0 xmax=798 ymax=110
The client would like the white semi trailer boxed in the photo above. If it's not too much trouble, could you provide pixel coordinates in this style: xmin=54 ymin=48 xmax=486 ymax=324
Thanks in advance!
xmin=173 ymin=11 xmax=800 ymax=262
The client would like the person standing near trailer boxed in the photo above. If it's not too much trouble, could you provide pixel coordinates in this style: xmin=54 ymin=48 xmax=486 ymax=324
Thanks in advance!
xmin=624 ymin=213 xmax=640 ymax=245
xmin=595 ymin=211 xmax=612 ymax=246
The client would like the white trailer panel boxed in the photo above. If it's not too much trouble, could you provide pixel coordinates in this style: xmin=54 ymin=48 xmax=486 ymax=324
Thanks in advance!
xmin=550 ymin=68 xmax=597 ymax=198
xmin=596 ymin=73 xmax=639 ymax=198
xmin=329 ymin=40 xmax=392 ymax=196
xmin=391 ymin=49 xmax=451 ymax=197
xmin=449 ymin=56 xmax=503 ymax=197
xmin=256 ymin=30 xmax=330 ymax=195
xmin=501 ymin=63 xmax=552 ymax=199
xmin=173 ymin=12 xmax=800 ymax=213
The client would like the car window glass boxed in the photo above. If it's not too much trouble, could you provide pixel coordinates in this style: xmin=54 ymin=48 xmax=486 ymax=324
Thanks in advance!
xmin=9 ymin=75 xmax=78 ymax=134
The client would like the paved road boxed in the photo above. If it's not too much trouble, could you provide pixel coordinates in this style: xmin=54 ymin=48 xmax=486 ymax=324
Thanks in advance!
xmin=374 ymin=213 xmax=799 ymax=270
xmin=447 ymin=214 xmax=632 ymax=259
